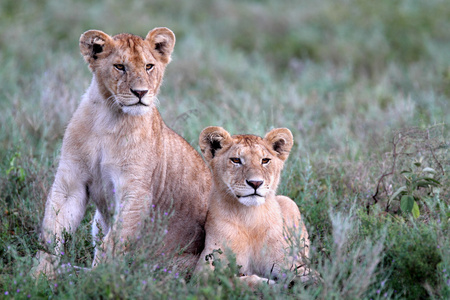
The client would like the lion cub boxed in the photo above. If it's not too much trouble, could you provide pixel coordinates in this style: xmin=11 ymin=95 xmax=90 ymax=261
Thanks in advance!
xmin=196 ymin=126 xmax=311 ymax=287
xmin=33 ymin=28 xmax=211 ymax=278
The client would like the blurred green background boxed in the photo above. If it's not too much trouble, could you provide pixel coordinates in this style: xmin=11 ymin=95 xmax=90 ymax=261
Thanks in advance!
xmin=1 ymin=0 xmax=449 ymax=298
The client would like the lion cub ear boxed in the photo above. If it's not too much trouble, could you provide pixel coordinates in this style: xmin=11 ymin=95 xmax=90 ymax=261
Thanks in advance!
xmin=264 ymin=128 xmax=294 ymax=161
xmin=146 ymin=27 xmax=176 ymax=64
xmin=79 ymin=30 xmax=114 ymax=68
xmin=199 ymin=126 xmax=232 ymax=162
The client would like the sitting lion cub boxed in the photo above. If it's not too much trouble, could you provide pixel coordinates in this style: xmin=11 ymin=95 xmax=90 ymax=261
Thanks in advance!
xmin=196 ymin=126 xmax=312 ymax=287
xmin=33 ymin=28 xmax=211 ymax=278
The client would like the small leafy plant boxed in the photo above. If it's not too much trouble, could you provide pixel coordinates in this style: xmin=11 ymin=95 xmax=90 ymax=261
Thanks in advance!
xmin=5 ymin=151 xmax=26 ymax=182
xmin=389 ymin=158 xmax=441 ymax=219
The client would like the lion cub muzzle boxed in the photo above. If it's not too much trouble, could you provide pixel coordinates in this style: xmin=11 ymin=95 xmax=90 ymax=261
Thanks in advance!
xmin=237 ymin=178 xmax=266 ymax=198
xmin=130 ymin=88 xmax=148 ymax=100
xmin=246 ymin=179 xmax=263 ymax=190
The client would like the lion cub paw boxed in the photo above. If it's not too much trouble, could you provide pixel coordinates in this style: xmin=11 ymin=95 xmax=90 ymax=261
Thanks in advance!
xmin=240 ymin=274 xmax=276 ymax=288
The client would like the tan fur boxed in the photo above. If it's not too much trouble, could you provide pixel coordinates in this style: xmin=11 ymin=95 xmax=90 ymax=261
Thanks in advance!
xmin=33 ymin=28 xmax=211 ymax=278
xmin=196 ymin=127 xmax=311 ymax=287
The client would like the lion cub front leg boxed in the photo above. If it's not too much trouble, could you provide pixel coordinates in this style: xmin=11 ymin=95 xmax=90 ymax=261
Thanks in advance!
xmin=277 ymin=195 xmax=309 ymax=257
xmin=92 ymin=188 xmax=151 ymax=266
xmin=277 ymin=195 xmax=321 ymax=285
xmin=34 ymin=163 xmax=89 ymax=278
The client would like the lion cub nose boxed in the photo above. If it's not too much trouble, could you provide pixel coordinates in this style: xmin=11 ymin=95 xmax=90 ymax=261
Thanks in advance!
xmin=130 ymin=88 xmax=148 ymax=100
xmin=246 ymin=180 xmax=264 ymax=190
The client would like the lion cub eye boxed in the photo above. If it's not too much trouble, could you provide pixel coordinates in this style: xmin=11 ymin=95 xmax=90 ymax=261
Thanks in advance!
xmin=261 ymin=158 xmax=271 ymax=165
xmin=114 ymin=64 xmax=125 ymax=72
xmin=146 ymin=64 xmax=154 ymax=71
xmin=230 ymin=157 xmax=242 ymax=164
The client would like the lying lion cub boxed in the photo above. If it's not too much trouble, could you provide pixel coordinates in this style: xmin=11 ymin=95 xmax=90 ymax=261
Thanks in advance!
xmin=33 ymin=28 xmax=211 ymax=277
xmin=196 ymin=126 xmax=312 ymax=287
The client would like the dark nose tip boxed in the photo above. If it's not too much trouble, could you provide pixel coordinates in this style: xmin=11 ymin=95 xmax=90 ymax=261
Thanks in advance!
xmin=130 ymin=89 xmax=148 ymax=100
xmin=246 ymin=180 xmax=264 ymax=190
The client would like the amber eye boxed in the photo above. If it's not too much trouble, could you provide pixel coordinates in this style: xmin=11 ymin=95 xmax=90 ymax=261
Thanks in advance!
xmin=230 ymin=157 xmax=241 ymax=164
xmin=114 ymin=64 xmax=125 ymax=71
xmin=261 ymin=158 xmax=271 ymax=165
xmin=146 ymin=64 xmax=154 ymax=71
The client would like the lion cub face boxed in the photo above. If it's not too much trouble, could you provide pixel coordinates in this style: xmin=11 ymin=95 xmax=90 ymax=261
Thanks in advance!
xmin=199 ymin=127 xmax=294 ymax=206
xmin=79 ymin=28 xmax=175 ymax=115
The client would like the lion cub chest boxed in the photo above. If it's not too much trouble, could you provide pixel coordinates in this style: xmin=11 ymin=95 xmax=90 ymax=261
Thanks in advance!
xmin=210 ymin=199 xmax=286 ymax=276
xmin=82 ymin=116 xmax=157 ymax=209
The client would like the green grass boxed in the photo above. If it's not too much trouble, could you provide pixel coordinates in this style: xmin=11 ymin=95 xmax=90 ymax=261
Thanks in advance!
xmin=1 ymin=0 xmax=449 ymax=298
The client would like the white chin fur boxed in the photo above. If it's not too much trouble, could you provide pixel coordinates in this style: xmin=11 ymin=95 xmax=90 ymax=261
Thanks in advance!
xmin=238 ymin=195 xmax=266 ymax=207
xmin=121 ymin=105 xmax=151 ymax=116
